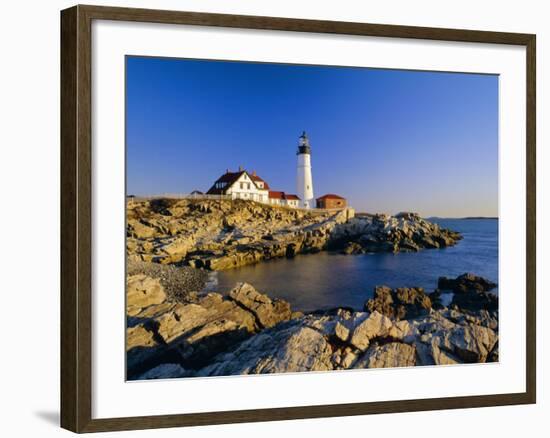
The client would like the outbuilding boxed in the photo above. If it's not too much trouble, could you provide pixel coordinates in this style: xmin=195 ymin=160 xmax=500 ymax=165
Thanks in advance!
xmin=316 ymin=194 xmax=347 ymax=209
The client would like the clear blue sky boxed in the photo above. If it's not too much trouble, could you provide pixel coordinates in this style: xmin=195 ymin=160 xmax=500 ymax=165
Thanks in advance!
xmin=126 ymin=56 xmax=498 ymax=217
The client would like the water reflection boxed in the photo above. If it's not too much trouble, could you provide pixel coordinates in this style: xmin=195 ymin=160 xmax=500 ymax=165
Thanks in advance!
xmin=209 ymin=219 xmax=498 ymax=312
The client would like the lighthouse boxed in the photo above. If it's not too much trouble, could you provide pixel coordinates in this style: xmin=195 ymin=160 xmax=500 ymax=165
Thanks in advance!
xmin=296 ymin=131 xmax=314 ymax=209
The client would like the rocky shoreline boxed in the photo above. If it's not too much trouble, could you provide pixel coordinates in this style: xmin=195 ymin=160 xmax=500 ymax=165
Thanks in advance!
xmin=127 ymin=199 xmax=462 ymax=270
xmin=125 ymin=199 xmax=490 ymax=380
xmin=127 ymin=271 xmax=499 ymax=380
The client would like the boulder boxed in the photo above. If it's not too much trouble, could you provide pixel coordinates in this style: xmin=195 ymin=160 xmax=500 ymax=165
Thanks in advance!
xmin=229 ymin=282 xmax=292 ymax=329
xmin=334 ymin=321 xmax=350 ymax=342
xmin=438 ymin=273 xmax=497 ymax=293
xmin=365 ymin=286 xmax=394 ymax=317
xmin=341 ymin=242 xmax=363 ymax=255
xmin=349 ymin=311 xmax=393 ymax=351
xmin=365 ymin=285 xmax=432 ymax=320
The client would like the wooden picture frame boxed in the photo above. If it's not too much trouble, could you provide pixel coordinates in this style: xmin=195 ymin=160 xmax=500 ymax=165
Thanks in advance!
xmin=60 ymin=4 xmax=536 ymax=433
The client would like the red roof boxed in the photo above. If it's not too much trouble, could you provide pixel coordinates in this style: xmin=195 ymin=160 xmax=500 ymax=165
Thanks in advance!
xmin=268 ymin=191 xmax=285 ymax=199
xmin=317 ymin=194 xmax=346 ymax=200
xmin=269 ymin=191 xmax=300 ymax=201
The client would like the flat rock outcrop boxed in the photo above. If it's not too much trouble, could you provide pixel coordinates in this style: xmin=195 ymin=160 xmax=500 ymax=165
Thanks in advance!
xmin=127 ymin=198 xmax=351 ymax=270
xmin=126 ymin=275 xmax=167 ymax=317
xmin=127 ymin=276 xmax=499 ymax=380
xmin=126 ymin=199 xmax=461 ymax=270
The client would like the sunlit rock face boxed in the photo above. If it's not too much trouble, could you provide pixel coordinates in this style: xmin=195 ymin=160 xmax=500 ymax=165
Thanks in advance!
xmin=126 ymin=199 xmax=461 ymax=270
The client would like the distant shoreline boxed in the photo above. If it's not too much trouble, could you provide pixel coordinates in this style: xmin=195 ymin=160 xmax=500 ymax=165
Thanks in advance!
xmin=353 ymin=214 xmax=498 ymax=221
xmin=428 ymin=216 xmax=498 ymax=221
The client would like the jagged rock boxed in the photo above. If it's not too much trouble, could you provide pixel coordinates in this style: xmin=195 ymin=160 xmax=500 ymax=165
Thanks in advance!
xmin=199 ymin=321 xmax=333 ymax=376
xmin=341 ymin=242 xmax=363 ymax=255
xmin=334 ymin=321 xmax=350 ymax=342
xmin=448 ymin=324 xmax=498 ymax=363
xmin=124 ymin=272 xmax=499 ymax=379
xmin=436 ymin=274 xmax=499 ymax=312
xmin=127 ymin=275 xmax=167 ymax=316
xmin=415 ymin=339 xmax=461 ymax=366
xmin=330 ymin=212 xmax=461 ymax=255
xmin=365 ymin=286 xmax=394 ymax=316
xmin=341 ymin=349 xmax=358 ymax=368
xmin=229 ymin=282 xmax=292 ymax=329
xmin=365 ymin=285 xmax=432 ymax=320
xmin=349 ymin=311 xmax=393 ymax=351
xmin=388 ymin=320 xmax=413 ymax=340
xmin=354 ymin=342 xmax=416 ymax=368
xmin=412 ymin=310 xmax=498 ymax=364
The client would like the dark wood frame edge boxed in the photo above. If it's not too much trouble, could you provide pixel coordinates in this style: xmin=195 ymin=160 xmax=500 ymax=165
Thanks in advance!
xmin=60 ymin=4 xmax=536 ymax=433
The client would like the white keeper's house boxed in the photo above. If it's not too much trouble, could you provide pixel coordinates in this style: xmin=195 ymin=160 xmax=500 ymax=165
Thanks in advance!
xmin=206 ymin=167 xmax=301 ymax=208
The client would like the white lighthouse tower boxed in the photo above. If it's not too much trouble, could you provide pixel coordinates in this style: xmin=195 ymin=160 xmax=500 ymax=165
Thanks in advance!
xmin=296 ymin=131 xmax=314 ymax=209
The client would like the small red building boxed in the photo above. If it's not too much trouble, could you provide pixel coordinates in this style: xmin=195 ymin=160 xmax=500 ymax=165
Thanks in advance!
xmin=316 ymin=194 xmax=347 ymax=209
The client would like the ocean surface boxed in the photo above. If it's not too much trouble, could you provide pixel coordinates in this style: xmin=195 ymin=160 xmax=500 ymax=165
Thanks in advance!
xmin=210 ymin=219 xmax=498 ymax=312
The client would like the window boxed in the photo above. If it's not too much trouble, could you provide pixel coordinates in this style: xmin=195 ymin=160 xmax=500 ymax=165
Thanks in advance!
xmin=240 ymin=182 xmax=244 ymax=189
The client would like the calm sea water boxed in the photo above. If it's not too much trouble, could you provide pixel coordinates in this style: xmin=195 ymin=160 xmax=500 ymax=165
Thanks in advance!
xmin=211 ymin=219 xmax=498 ymax=312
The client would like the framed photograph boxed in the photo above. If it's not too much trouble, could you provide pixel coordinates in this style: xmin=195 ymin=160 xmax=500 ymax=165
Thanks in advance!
xmin=60 ymin=4 xmax=536 ymax=433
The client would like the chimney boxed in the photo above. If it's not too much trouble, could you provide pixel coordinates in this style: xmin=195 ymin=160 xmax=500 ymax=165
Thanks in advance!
xmin=226 ymin=168 xmax=229 ymax=174
xmin=252 ymin=170 xmax=256 ymax=176
xmin=239 ymin=165 xmax=243 ymax=172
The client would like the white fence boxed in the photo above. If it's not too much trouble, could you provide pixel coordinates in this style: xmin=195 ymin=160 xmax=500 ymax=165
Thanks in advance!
xmin=127 ymin=193 xmax=232 ymax=202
